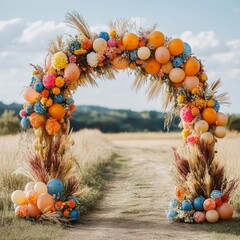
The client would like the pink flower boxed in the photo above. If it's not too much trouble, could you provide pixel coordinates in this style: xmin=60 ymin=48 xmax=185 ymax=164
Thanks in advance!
xmin=69 ymin=55 xmax=76 ymax=63
xmin=187 ymin=135 xmax=197 ymax=145
xmin=180 ymin=107 xmax=194 ymax=122
xmin=107 ymin=38 xmax=117 ymax=47
xmin=97 ymin=52 xmax=106 ymax=62
xmin=157 ymin=69 xmax=164 ymax=77
xmin=43 ymin=74 xmax=56 ymax=89
xmin=19 ymin=109 xmax=27 ymax=117
xmin=139 ymin=36 xmax=146 ymax=42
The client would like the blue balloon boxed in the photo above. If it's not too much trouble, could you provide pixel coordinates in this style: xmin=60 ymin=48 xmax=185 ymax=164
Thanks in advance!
xmin=70 ymin=209 xmax=81 ymax=220
xmin=34 ymin=82 xmax=43 ymax=93
xmin=21 ymin=117 xmax=31 ymax=129
xmin=210 ymin=190 xmax=222 ymax=199
xmin=25 ymin=104 xmax=34 ymax=114
xmin=167 ymin=210 xmax=178 ymax=221
xmin=182 ymin=42 xmax=192 ymax=57
xmin=47 ymin=178 xmax=64 ymax=198
xmin=98 ymin=31 xmax=110 ymax=41
xmin=193 ymin=196 xmax=205 ymax=211
xmin=169 ymin=199 xmax=180 ymax=209
xmin=182 ymin=200 xmax=193 ymax=211
xmin=172 ymin=56 xmax=184 ymax=67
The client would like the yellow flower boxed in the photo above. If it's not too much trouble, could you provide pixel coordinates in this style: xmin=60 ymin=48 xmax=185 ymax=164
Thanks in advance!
xmin=207 ymin=99 xmax=214 ymax=107
xmin=109 ymin=29 xmax=117 ymax=38
xmin=200 ymin=73 xmax=208 ymax=82
xmin=33 ymin=70 xmax=39 ymax=75
xmin=74 ymin=48 xmax=87 ymax=55
xmin=177 ymin=95 xmax=184 ymax=104
xmin=52 ymin=52 xmax=68 ymax=70
xmin=129 ymin=63 xmax=136 ymax=69
xmin=55 ymin=76 xmax=65 ymax=88
xmin=52 ymin=87 xmax=60 ymax=95
xmin=46 ymin=98 xmax=53 ymax=107
xmin=181 ymin=129 xmax=190 ymax=138
xmin=191 ymin=87 xmax=200 ymax=95
xmin=40 ymin=97 xmax=47 ymax=105
xmin=64 ymin=89 xmax=70 ymax=98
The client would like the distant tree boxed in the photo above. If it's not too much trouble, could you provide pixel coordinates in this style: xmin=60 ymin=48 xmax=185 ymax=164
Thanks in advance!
xmin=227 ymin=114 xmax=240 ymax=132
xmin=0 ymin=110 xmax=20 ymax=135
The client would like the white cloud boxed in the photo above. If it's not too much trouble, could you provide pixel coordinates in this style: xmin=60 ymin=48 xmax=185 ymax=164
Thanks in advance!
xmin=90 ymin=24 xmax=108 ymax=34
xmin=226 ymin=39 xmax=240 ymax=50
xmin=180 ymin=30 xmax=219 ymax=50
xmin=0 ymin=18 xmax=22 ymax=31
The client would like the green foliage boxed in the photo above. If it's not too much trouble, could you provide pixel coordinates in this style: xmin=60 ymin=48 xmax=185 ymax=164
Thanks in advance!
xmin=227 ymin=114 xmax=240 ymax=131
xmin=0 ymin=110 xmax=20 ymax=135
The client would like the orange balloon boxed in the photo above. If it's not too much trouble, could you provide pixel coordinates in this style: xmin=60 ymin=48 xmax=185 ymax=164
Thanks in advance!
xmin=11 ymin=190 xmax=26 ymax=205
xmin=122 ymin=33 xmax=139 ymax=50
xmin=215 ymin=112 xmax=228 ymax=126
xmin=216 ymin=203 xmax=233 ymax=220
xmin=22 ymin=87 xmax=41 ymax=104
xmin=144 ymin=58 xmax=161 ymax=75
xmin=28 ymin=203 xmax=41 ymax=218
xmin=48 ymin=103 xmax=65 ymax=120
xmin=162 ymin=61 xmax=173 ymax=74
xmin=185 ymin=57 xmax=200 ymax=76
xmin=169 ymin=68 xmax=185 ymax=83
xmin=26 ymin=191 xmax=39 ymax=205
xmin=15 ymin=205 xmax=28 ymax=218
xmin=183 ymin=76 xmax=199 ymax=90
xmin=204 ymin=198 xmax=216 ymax=211
xmin=111 ymin=56 xmax=130 ymax=70
xmin=155 ymin=46 xmax=170 ymax=64
xmin=148 ymin=31 xmax=165 ymax=49
xmin=168 ymin=38 xmax=184 ymax=56
xmin=64 ymin=63 xmax=81 ymax=82
xmin=29 ymin=113 xmax=45 ymax=128
xmin=206 ymin=210 xmax=219 ymax=223
xmin=37 ymin=193 xmax=55 ymax=213
xmin=202 ymin=108 xmax=217 ymax=125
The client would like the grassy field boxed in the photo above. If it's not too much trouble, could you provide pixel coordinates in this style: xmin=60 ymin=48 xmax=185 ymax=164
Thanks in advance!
xmin=0 ymin=129 xmax=118 ymax=240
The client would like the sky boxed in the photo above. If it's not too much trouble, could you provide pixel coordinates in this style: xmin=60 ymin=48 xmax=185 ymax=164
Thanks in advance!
xmin=0 ymin=0 xmax=240 ymax=113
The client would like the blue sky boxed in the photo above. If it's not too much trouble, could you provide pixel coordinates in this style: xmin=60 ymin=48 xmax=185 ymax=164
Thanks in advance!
xmin=1 ymin=0 xmax=240 ymax=113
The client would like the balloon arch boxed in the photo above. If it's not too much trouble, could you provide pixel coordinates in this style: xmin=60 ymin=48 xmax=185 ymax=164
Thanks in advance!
xmin=12 ymin=12 xmax=238 ymax=223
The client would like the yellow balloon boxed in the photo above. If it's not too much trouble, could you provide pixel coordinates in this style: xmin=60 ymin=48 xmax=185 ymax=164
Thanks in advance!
xmin=11 ymin=190 xmax=27 ymax=205
xmin=34 ymin=182 xmax=48 ymax=194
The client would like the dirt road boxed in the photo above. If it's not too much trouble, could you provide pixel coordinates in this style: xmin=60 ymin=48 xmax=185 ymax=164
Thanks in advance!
xmin=62 ymin=139 xmax=224 ymax=240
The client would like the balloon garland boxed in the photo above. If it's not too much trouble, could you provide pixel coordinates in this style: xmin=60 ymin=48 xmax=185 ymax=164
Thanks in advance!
xmin=13 ymin=12 xmax=238 ymax=224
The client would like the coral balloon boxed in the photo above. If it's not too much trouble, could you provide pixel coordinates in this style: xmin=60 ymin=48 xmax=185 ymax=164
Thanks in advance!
xmin=215 ymin=112 xmax=228 ymax=126
xmin=185 ymin=57 xmax=200 ymax=76
xmin=22 ymin=87 xmax=40 ymax=104
xmin=144 ymin=58 xmax=161 ymax=75
xmin=37 ymin=193 xmax=55 ymax=213
xmin=155 ymin=46 xmax=170 ymax=64
xmin=206 ymin=210 xmax=219 ymax=223
xmin=111 ymin=56 xmax=130 ymax=70
xmin=34 ymin=182 xmax=48 ymax=195
xmin=200 ymin=132 xmax=214 ymax=145
xmin=26 ymin=191 xmax=39 ymax=205
xmin=122 ymin=33 xmax=139 ymax=50
xmin=169 ymin=68 xmax=185 ymax=83
xmin=202 ymin=108 xmax=217 ymax=125
xmin=162 ymin=61 xmax=173 ymax=74
xmin=64 ymin=63 xmax=81 ymax=82
xmin=214 ymin=126 xmax=226 ymax=138
xmin=194 ymin=120 xmax=209 ymax=133
xmin=28 ymin=203 xmax=41 ymax=218
xmin=15 ymin=205 xmax=28 ymax=218
xmin=25 ymin=182 xmax=35 ymax=192
xmin=48 ymin=103 xmax=65 ymax=120
xmin=93 ymin=38 xmax=107 ymax=52
xmin=29 ymin=113 xmax=45 ymax=128
xmin=137 ymin=47 xmax=151 ymax=60
xmin=204 ymin=198 xmax=216 ymax=211
xmin=194 ymin=211 xmax=206 ymax=223
xmin=11 ymin=190 xmax=27 ymax=205
xmin=168 ymin=38 xmax=184 ymax=56
xmin=183 ymin=76 xmax=199 ymax=90
xmin=148 ymin=31 xmax=165 ymax=49
xmin=216 ymin=203 xmax=233 ymax=220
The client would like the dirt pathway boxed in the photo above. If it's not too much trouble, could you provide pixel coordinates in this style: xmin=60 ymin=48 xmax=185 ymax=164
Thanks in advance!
xmin=63 ymin=139 xmax=212 ymax=240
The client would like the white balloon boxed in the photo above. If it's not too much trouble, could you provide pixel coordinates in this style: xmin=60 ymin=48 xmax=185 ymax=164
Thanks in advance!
xmin=93 ymin=38 xmax=107 ymax=53
xmin=137 ymin=47 xmax=151 ymax=60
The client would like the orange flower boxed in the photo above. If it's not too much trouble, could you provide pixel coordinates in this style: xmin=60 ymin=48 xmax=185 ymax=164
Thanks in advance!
xmin=45 ymin=117 xmax=61 ymax=135
xmin=68 ymin=199 xmax=76 ymax=209
xmin=33 ymin=70 xmax=39 ymax=75
xmin=55 ymin=201 xmax=64 ymax=209
xmin=41 ymin=89 xmax=49 ymax=98
xmin=55 ymin=76 xmax=65 ymax=88
xmin=174 ymin=186 xmax=184 ymax=201
xmin=82 ymin=39 xmax=93 ymax=50
xmin=70 ymin=104 xmax=76 ymax=112
xmin=74 ymin=48 xmax=87 ymax=55
xmin=138 ymin=41 xmax=146 ymax=47
xmin=63 ymin=210 xmax=70 ymax=217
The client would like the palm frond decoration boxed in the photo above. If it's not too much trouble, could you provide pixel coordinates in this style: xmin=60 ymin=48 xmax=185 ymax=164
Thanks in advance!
xmin=108 ymin=18 xmax=134 ymax=38
xmin=138 ymin=23 xmax=158 ymax=37
xmin=132 ymin=73 xmax=148 ymax=92
xmin=47 ymin=35 xmax=64 ymax=54
xmin=65 ymin=11 xmax=93 ymax=40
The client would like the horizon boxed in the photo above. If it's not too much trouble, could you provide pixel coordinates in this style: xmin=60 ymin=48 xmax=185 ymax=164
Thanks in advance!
xmin=1 ymin=0 xmax=240 ymax=114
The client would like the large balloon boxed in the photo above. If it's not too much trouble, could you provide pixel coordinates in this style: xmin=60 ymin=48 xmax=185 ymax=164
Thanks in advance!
xmin=37 ymin=193 xmax=55 ymax=213
xmin=34 ymin=182 xmax=48 ymax=195
xmin=122 ymin=33 xmax=139 ymax=50
xmin=169 ymin=68 xmax=185 ymax=83
xmin=48 ymin=103 xmax=65 ymax=120
xmin=168 ymin=38 xmax=184 ymax=56
xmin=215 ymin=112 xmax=228 ymax=126
xmin=194 ymin=120 xmax=209 ymax=133
xmin=216 ymin=203 xmax=233 ymax=220
xmin=28 ymin=203 xmax=41 ymax=218
xmin=64 ymin=63 xmax=81 ymax=82
xmin=11 ymin=190 xmax=27 ymax=205
xmin=155 ymin=46 xmax=170 ymax=64
xmin=111 ymin=56 xmax=130 ymax=70
xmin=148 ymin=31 xmax=165 ymax=49
xmin=214 ymin=126 xmax=226 ymax=138
xmin=206 ymin=210 xmax=219 ymax=223
xmin=185 ymin=57 xmax=200 ymax=76
xmin=144 ymin=58 xmax=161 ymax=74
xmin=183 ymin=76 xmax=199 ymax=90
xmin=47 ymin=178 xmax=64 ymax=198
xmin=22 ymin=87 xmax=40 ymax=103
xmin=93 ymin=38 xmax=107 ymax=52
xmin=202 ymin=108 xmax=217 ymax=125
xmin=137 ymin=47 xmax=151 ymax=60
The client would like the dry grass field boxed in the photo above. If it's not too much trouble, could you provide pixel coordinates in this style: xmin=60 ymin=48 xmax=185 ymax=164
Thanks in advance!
xmin=0 ymin=130 xmax=240 ymax=240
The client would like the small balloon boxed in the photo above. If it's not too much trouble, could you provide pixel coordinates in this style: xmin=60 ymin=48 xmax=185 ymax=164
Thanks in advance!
xmin=15 ymin=204 xmax=28 ymax=218
xmin=64 ymin=63 xmax=81 ymax=82
xmin=11 ymin=190 xmax=27 ymax=205
xmin=206 ymin=210 xmax=219 ymax=223
xmin=137 ymin=47 xmax=151 ymax=60
xmin=28 ymin=203 xmax=41 ymax=218
xmin=37 ymin=193 xmax=55 ymax=213
xmin=93 ymin=38 xmax=107 ymax=52
xmin=34 ymin=182 xmax=48 ymax=195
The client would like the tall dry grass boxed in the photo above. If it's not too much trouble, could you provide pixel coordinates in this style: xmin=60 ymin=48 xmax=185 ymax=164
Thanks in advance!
xmin=0 ymin=129 xmax=115 ymax=239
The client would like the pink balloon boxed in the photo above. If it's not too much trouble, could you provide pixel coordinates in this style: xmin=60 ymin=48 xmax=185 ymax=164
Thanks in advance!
xmin=169 ymin=68 xmax=185 ymax=83
xmin=184 ymin=76 xmax=199 ymax=90
xmin=64 ymin=63 xmax=81 ymax=82
xmin=155 ymin=46 xmax=170 ymax=64
xmin=22 ymin=87 xmax=40 ymax=103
